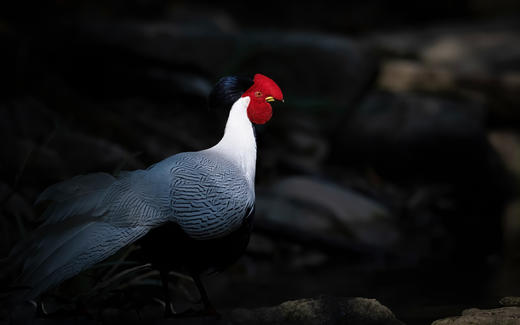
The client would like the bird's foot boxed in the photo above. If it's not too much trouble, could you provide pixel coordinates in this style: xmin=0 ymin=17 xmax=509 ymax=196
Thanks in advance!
xmin=164 ymin=303 xmax=176 ymax=318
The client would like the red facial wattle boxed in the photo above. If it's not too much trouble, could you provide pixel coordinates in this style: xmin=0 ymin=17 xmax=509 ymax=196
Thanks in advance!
xmin=247 ymin=101 xmax=272 ymax=125
xmin=242 ymin=74 xmax=283 ymax=125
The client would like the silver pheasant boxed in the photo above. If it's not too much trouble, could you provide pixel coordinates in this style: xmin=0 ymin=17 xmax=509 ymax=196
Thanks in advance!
xmin=3 ymin=74 xmax=284 ymax=313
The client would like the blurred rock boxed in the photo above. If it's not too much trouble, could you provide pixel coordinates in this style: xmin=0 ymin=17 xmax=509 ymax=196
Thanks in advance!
xmin=278 ymin=128 xmax=329 ymax=174
xmin=497 ymin=199 xmax=520 ymax=295
xmin=0 ymin=99 xmax=143 ymax=187
xmin=257 ymin=176 xmax=398 ymax=248
xmin=49 ymin=130 xmax=142 ymax=175
xmin=230 ymin=296 xmax=403 ymax=325
xmin=432 ymin=306 xmax=520 ymax=325
xmin=366 ymin=21 xmax=520 ymax=124
xmin=247 ymin=233 xmax=276 ymax=256
xmin=100 ymin=307 xmax=141 ymax=324
xmin=332 ymin=90 xmax=512 ymax=264
xmin=288 ymin=250 xmax=329 ymax=269
xmin=80 ymin=20 xmax=376 ymax=108
xmin=367 ymin=21 xmax=520 ymax=73
xmin=499 ymin=296 xmax=520 ymax=307
xmin=488 ymin=131 xmax=520 ymax=179
xmin=487 ymin=131 xmax=520 ymax=295
xmin=377 ymin=60 xmax=456 ymax=93
xmin=333 ymin=91 xmax=486 ymax=180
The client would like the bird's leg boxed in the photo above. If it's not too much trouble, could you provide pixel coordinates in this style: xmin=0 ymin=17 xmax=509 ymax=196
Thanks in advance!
xmin=35 ymin=300 xmax=48 ymax=317
xmin=190 ymin=271 xmax=219 ymax=317
xmin=159 ymin=269 xmax=176 ymax=317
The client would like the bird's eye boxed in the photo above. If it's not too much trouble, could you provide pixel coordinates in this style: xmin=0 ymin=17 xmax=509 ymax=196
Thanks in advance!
xmin=254 ymin=91 xmax=263 ymax=97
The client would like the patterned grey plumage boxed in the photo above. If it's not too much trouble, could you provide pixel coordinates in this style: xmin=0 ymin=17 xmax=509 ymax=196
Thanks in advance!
xmin=166 ymin=151 xmax=254 ymax=239
xmin=4 ymin=97 xmax=256 ymax=302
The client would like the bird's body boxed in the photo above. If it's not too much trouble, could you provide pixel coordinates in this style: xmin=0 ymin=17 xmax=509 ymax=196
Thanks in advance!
xmin=3 ymin=74 xmax=283 ymax=314
xmin=139 ymin=208 xmax=254 ymax=275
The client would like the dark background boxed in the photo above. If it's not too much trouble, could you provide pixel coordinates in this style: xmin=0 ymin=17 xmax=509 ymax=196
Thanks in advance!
xmin=1 ymin=1 xmax=519 ymax=324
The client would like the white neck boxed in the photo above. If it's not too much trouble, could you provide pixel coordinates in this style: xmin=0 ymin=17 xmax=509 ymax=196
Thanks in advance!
xmin=208 ymin=96 xmax=257 ymax=188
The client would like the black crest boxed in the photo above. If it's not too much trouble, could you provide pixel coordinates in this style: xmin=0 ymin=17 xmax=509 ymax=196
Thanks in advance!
xmin=208 ymin=75 xmax=254 ymax=110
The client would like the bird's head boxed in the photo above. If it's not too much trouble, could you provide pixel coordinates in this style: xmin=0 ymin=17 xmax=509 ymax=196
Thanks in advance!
xmin=241 ymin=74 xmax=284 ymax=125
xmin=209 ymin=73 xmax=284 ymax=125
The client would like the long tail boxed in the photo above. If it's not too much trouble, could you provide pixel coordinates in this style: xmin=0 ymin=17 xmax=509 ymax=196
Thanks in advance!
xmin=6 ymin=218 xmax=147 ymax=302
xmin=1 ymin=172 xmax=149 ymax=302
xmin=36 ymin=173 xmax=117 ymax=225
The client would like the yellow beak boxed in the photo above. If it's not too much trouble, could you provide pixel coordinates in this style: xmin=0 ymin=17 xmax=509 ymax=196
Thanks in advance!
xmin=265 ymin=96 xmax=276 ymax=103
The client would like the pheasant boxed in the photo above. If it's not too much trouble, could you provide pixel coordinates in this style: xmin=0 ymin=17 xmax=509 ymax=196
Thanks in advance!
xmin=4 ymin=73 xmax=284 ymax=316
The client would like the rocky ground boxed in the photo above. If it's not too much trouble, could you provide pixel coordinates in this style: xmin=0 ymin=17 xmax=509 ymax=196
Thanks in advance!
xmin=1 ymin=2 xmax=519 ymax=325
xmin=3 ymin=296 xmax=402 ymax=325
xmin=5 ymin=296 xmax=520 ymax=324
xmin=433 ymin=297 xmax=520 ymax=325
